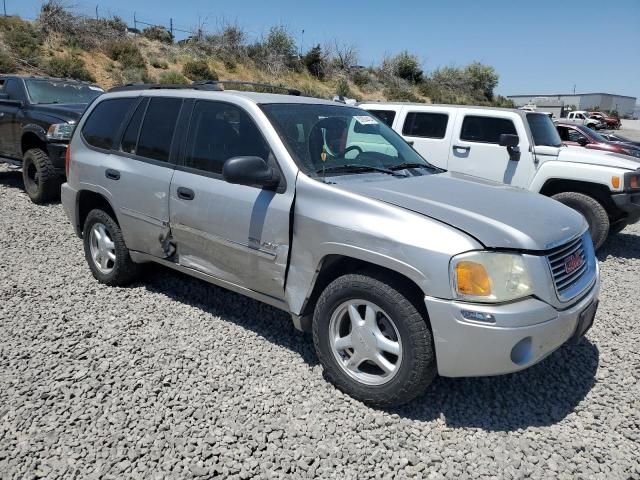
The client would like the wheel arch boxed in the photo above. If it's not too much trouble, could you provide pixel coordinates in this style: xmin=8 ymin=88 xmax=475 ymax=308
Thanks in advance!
xmin=539 ymin=178 xmax=620 ymax=218
xmin=293 ymin=254 xmax=430 ymax=332
xmin=76 ymin=190 xmax=119 ymax=236
xmin=21 ymin=129 xmax=47 ymax=156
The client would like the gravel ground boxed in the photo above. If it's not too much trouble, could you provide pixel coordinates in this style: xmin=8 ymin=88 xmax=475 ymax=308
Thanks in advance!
xmin=1 ymin=164 xmax=639 ymax=479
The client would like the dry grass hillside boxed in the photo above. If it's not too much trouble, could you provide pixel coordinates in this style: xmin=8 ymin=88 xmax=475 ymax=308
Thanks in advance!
xmin=0 ymin=3 xmax=514 ymax=106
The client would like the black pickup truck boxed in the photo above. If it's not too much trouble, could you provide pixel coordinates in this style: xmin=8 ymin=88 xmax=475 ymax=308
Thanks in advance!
xmin=0 ymin=76 xmax=103 ymax=203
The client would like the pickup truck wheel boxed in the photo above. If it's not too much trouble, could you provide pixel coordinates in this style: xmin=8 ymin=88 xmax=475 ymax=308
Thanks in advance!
xmin=552 ymin=192 xmax=610 ymax=250
xmin=22 ymin=148 xmax=62 ymax=204
xmin=83 ymin=209 xmax=140 ymax=286
xmin=313 ymin=273 xmax=436 ymax=407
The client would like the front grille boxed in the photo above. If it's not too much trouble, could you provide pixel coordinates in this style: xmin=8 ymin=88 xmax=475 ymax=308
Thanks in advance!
xmin=547 ymin=235 xmax=589 ymax=301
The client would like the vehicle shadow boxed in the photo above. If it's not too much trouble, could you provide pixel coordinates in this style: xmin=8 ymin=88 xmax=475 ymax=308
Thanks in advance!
xmin=598 ymin=231 xmax=640 ymax=261
xmin=0 ymin=168 xmax=24 ymax=191
xmin=389 ymin=338 xmax=599 ymax=431
xmin=142 ymin=264 xmax=320 ymax=367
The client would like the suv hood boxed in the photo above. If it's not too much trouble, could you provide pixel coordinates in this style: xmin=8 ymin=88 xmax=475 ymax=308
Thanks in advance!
xmin=28 ymin=103 xmax=87 ymax=123
xmin=557 ymin=146 xmax=640 ymax=169
xmin=337 ymin=172 xmax=586 ymax=251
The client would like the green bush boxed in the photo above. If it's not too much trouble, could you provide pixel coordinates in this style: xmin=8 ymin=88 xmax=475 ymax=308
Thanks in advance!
xmin=142 ymin=26 xmax=173 ymax=44
xmin=0 ymin=16 xmax=41 ymax=63
xmin=121 ymin=67 xmax=154 ymax=84
xmin=105 ymin=40 xmax=146 ymax=69
xmin=392 ymin=51 xmax=423 ymax=84
xmin=43 ymin=55 xmax=95 ymax=82
xmin=303 ymin=44 xmax=326 ymax=80
xmin=351 ymin=68 xmax=371 ymax=88
xmin=335 ymin=77 xmax=351 ymax=97
xmin=158 ymin=70 xmax=189 ymax=85
xmin=182 ymin=59 xmax=217 ymax=81
xmin=150 ymin=58 xmax=169 ymax=69
xmin=383 ymin=85 xmax=422 ymax=103
xmin=0 ymin=49 xmax=17 ymax=72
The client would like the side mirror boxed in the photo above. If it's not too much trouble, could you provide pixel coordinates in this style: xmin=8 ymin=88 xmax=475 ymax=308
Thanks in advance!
xmin=499 ymin=134 xmax=519 ymax=147
xmin=222 ymin=156 xmax=280 ymax=189
xmin=577 ymin=137 xmax=589 ymax=147
xmin=0 ymin=94 xmax=23 ymax=107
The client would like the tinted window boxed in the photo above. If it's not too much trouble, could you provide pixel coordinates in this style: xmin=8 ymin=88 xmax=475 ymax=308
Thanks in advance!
xmin=1 ymin=79 xmax=25 ymax=101
xmin=82 ymin=98 xmax=135 ymax=150
xmin=184 ymin=101 xmax=270 ymax=174
xmin=136 ymin=97 xmax=182 ymax=162
xmin=367 ymin=110 xmax=396 ymax=127
xmin=460 ymin=116 xmax=517 ymax=143
xmin=526 ymin=113 xmax=561 ymax=147
xmin=402 ymin=112 xmax=448 ymax=139
xmin=120 ymin=98 xmax=148 ymax=154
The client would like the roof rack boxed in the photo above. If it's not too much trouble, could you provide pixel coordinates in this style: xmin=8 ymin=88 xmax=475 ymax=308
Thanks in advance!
xmin=108 ymin=80 xmax=301 ymax=96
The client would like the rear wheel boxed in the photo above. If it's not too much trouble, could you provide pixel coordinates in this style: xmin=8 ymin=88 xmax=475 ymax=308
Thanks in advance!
xmin=313 ymin=273 xmax=436 ymax=407
xmin=22 ymin=148 xmax=62 ymax=204
xmin=552 ymin=191 xmax=610 ymax=250
xmin=83 ymin=209 xmax=140 ymax=286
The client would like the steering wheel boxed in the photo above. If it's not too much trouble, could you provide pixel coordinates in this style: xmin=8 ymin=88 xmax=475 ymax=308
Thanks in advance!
xmin=342 ymin=145 xmax=363 ymax=156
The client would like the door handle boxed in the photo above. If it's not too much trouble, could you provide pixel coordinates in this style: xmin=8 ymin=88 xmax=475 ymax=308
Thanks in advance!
xmin=177 ymin=187 xmax=195 ymax=200
xmin=452 ymin=145 xmax=471 ymax=152
xmin=105 ymin=169 xmax=120 ymax=180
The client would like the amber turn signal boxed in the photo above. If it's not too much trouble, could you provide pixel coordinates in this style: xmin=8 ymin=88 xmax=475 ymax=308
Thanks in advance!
xmin=456 ymin=261 xmax=492 ymax=296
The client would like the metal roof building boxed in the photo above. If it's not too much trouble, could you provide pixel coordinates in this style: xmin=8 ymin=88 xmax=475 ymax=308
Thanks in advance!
xmin=507 ymin=93 xmax=636 ymax=117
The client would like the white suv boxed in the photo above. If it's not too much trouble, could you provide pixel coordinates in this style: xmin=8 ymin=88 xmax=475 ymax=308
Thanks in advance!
xmin=360 ymin=102 xmax=640 ymax=249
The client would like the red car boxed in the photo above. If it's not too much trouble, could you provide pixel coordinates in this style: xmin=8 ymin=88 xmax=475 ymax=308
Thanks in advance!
xmin=555 ymin=122 xmax=640 ymax=158
xmin=588 ymin=112 xmax=620 ymax=129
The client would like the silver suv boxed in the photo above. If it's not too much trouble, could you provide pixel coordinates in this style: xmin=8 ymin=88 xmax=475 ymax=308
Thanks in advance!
xmin=61 ymin=83 xmax=600 ymax=407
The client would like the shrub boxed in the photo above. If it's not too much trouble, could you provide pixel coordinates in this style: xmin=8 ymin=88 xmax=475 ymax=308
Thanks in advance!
xmin=182 ymin=59 xmax=217 ymax=81
xmin=351 ymin=68 xmax=371 ymax=88
xmin=383 ymin=85 xmax=422 ymax=102
xmin=0 ymin=16 xmax=42 ymax=64
xmin=0 ymin=49 xmax=17 ymax=72
xmin=303 ymin=44 xmax=326 ymax=80
xmin=158 ymin=70 xmax=188 ymax=85
xmin=121 ymin=67 xmax=154 ymax=84
xmin=142 ymin=26 xmax=173 ymax=44
xmin=105 ymin=40 xmax=146 ymax=69
xmin=150 ymin=58 xmax=169 ymax=69
xmin=43 ymin=54 xmax=95 ymax=82
xmin=392 ymin=51 xmax=423 ymax=84
xmin=335 ymin=77 xmax=351 ymax=98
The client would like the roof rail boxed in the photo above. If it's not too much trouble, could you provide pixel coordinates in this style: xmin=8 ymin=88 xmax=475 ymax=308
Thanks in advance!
xmin=108 ymin=80 xmax=301 ymax=96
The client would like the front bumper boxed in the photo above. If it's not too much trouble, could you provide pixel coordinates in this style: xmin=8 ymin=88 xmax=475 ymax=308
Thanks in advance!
xmin=424 ymin=277 xmax=600 ymax=378
xmin=46 ymin=142 xmax=68 ymax=175
xmin=612 ymin=191 xmax=640 ymax=225
xmin=61 ymin=183 xmax=81 ymax=237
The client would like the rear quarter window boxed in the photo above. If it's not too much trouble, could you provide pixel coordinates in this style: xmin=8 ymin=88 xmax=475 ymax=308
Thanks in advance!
xmin=460 ymin=115 xmax=516 ymax=144
xmin=82 ymin=98 xmax=136 ymax=150
xmin=402 ymin=112 xmax=448 ymax=139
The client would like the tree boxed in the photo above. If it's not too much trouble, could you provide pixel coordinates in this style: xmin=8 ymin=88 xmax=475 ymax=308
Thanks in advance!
xmin=463 ymin=62 xmax=499 ymax=101
xmin=391 ymin=51 xmax=423 ymax=84
xmin=332 ymin=40 xmax=358 ymax=71
xmin=304 ymin=44 xmax=326 ymax=80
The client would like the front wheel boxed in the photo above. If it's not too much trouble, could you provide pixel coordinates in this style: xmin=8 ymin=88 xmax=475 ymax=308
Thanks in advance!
xmin=313 ymin=273 xmax=436 ymax=407
xmin=22 ymin=148 xmax=62 ymax=204
xmin=552 ymin=191 xmax=610 ymax=250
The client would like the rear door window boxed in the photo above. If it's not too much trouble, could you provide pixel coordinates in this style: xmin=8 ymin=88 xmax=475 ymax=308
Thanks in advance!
xmin=460 ymin=116 xmax=517 ymax=143
xmin=402 ymin=112 xmax=448 ymax=138
xmin=82 ymin=98 xmax=136 ymax=150
xmin=183 ymin=101 xmax=270 ymax=175
xmin=366 ymin=110 xmax=396 ymax=127
xmin=136 ymin=97 xmax=182 ymax=163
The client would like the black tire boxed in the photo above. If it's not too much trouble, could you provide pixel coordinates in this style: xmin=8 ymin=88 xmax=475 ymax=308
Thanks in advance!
xmin=313 ymin=273 xmax=436 ymax=407
xmin=83 ymin=209 xmax=140 ymax=286
xmin=22 ymin=148 xmax=62 ymax=204
xmin=552 ymin=191 xmax=610 ymax=250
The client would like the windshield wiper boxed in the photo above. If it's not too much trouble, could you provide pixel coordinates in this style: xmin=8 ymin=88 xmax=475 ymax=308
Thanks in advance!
xmin=315 ymin=164 xmax=403 ymax=176
xmin=388 ymin=162 xmax=445 ymax=173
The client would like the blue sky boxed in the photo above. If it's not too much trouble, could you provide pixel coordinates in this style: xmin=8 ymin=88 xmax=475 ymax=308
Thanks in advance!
xmin=7 ymin=0 xmax=640 ymax=100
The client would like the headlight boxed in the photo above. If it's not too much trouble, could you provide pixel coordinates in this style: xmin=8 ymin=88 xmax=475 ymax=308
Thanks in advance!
xmin=624 ymin=171 xmax=640 ymax=190
xmin=450 ymin=251 xmax=534 ymax=303
xmin=46 ymin=123 xmax=75 ymax=141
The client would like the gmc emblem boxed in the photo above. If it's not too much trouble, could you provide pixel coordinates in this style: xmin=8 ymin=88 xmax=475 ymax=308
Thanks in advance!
xmin=564 ymin=252 xmax=584 ymax=275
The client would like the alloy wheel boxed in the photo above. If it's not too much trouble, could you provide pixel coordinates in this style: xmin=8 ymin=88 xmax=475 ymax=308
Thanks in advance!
xmin=89 ymin=223 xmax=116 ymax=274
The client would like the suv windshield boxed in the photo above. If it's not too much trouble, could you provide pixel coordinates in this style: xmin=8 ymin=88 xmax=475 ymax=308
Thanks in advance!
xmin=25 ymin=79 xmax=103 ymax=105
xmin=527 ymin=113 xmax=562 ymax=147
xmin=262 ymin=103 xmax=436 ymax=178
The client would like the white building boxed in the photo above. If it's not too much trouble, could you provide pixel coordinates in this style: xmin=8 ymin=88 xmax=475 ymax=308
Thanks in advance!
xmin=507 ymin=93 xmax=636 ymax=117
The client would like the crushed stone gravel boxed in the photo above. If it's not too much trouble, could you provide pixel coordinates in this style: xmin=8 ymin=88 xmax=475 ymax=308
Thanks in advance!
xmin=0 ymin=164 xmax=638 ymax=479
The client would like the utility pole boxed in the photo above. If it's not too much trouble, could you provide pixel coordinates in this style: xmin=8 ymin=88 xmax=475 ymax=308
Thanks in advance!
xmin=95 ymin=4 xmax=99 ymax=20
xmin=299 ymin=29 xmax=304 ymax=56
xmin=133 ymin=12 xmax=137 ymax=33
xmin=573 ymin=84 xmax=576 ymax=94
xmin=3 ymin=0 xmax=7 ymax=17
xmin=169 ymin=18 xmax=173 ymax=40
